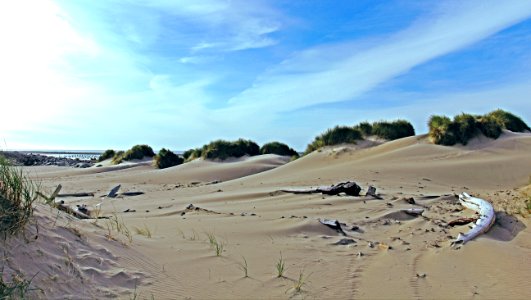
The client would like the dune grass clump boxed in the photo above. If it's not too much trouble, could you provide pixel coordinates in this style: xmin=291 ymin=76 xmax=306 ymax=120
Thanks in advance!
xmin=110 ymin=145 xmax=155 ymax=165
xmin=0 ymin=156 xmax=38 ymax=238
xmin=260 ymin=142 xmax=299 ymax=157
xmin=354 ymin=121 xmax=373 ymax=136
xmin=122 ymin=145 xmax=155 ymax=161
xmin=111 ymin=151 xmax=125 ymax=164
xmin=371 ymin=119 xmax=415 ymax=140
xmin=154 ymin=148 xmax=183 ymax=169
xmin=275 ymin=252 xmax=286 ymax=278
xmin=428 ymin=109 xmax=528 ymax=146
xmin=476 ymin=115 xmax=502 ymax=139
xmin=487 ymin=109 xmax=531 ymax=132
xmin=182 ymin=148 xmax=202 ymax=161
xmin=97 ymin=149 xmax=115 ymax=162
xmin=305 ymin=126 xmax=362 ymax=154
xmin=201 ymin=139 xmax=259 ymax=160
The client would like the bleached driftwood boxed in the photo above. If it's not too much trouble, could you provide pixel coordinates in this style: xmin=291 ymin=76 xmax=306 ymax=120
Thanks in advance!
xmin=452 ymin=192 xmax=495 ymax=245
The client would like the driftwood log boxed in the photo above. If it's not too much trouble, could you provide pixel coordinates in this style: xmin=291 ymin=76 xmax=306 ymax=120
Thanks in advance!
xmin=282 ymin=181 xmax=362 ymax=196
xmin=452 ymin=192 xmax=495 ymax=246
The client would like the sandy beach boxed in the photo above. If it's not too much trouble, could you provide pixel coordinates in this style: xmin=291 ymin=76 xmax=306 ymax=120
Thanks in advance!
xmin=6 ymin=131 xmax=527 ymax=299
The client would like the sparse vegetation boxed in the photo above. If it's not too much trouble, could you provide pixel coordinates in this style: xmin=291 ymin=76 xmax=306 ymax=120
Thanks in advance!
xmin=428 ymin=109 xmax=529 ymax=146
xmin=213 ymin=239 xmax=225 ymax=256
xmin=237 ymin=256 xmax=249 ymax=278
xmin=154 ymin=148 xmax=183 ymax=169
xmin=134 ymin=224 xmax=152 ymax=238
xmin=260 ymin=142 xmax=299 ymax=157
xmin=98 ymin=149 xmax=116 ymax=162
xmin=0 ymin=156 xmax=38 ymax=238
xmin=105 ymin=212 xmax=133 ymax=244
xmin=275 ymin=252 xmax=286 ymax=278
xmin=0 ymin=271 xmax=37 ymax=299
xmin=289 ymin=269 xmax=311 ymax=294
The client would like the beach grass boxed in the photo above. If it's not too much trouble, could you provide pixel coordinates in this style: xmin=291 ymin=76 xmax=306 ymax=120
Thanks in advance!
xmin=0 ymin=156 xmax=38 ymax=238
xmin=237 ymin=256 xmax=249 ymax=278
xmin=275 ymin=252 xmax=286 ymax=278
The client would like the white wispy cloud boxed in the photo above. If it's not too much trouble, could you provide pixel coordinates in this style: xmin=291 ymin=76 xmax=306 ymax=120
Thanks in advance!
xmin=227 ymin=0 xmax=531 ymax=113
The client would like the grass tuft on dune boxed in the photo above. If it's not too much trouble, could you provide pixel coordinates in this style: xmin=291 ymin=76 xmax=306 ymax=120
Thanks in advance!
xmin=428 ymin=109 xmax=530 ymax=146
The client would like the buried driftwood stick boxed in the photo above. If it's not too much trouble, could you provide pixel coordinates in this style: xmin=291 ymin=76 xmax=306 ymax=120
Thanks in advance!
xmin=282 ymin=181 xmax=362 ymax=196
xmin=319 ymin=219 xmax=347 ymax=236
xmin=402 ymin=208 xmax=424 ymax=216
xmin=107 ymin=185 xmax=121 ymax=198
xmin=451 ymin=192 xmax=495 ymax=246
xmin=365 ymin=185 xmax=382 ymax=199
xmin=56 ymin=192 xmax=95 ymax=198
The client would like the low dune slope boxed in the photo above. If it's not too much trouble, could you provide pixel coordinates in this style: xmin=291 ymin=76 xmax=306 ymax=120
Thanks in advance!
xmin=236 ymin=132 xmax=531 ymax=193
xmin=104 ymin=154 xmax=292 ymax=185
xmin=0 ymin=204 xmax=160 ymax=299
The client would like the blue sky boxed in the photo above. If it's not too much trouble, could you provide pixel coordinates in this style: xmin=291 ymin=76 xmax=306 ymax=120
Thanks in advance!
xmin=1 ymin=0 xmax=531 ymax=151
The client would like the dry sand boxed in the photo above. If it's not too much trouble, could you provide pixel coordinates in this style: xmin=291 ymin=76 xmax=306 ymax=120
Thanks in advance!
xmin=6 ymin=131 xmax=531 ymax=299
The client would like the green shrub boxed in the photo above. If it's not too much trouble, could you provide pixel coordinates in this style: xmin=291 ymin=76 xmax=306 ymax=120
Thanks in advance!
xmin=305 ymin=126 xmax=362 ymax=154
xmin=476 ymin=115 xmax=502 ymax=139
xmin=453 ymin=113 xmax=477 ymax=145
xmin=98 ymin=149 xmax=115 ymax=162
xmin=0 ymin=156 xmax=38 ymax=237
xmin=371 ymin=120 xmax=415 ymax=140
xmin=260 ymin=142 xmax=299 ymax=157
xmin=428 ymin=115 xmax=457 ymax=145
xmin=487 ymin=109 xmax=530 ymax=132
xmin=201 ymin=139 xmax=260 ymax=160
xmin=154 ymin=148 xmax=183 ymax=169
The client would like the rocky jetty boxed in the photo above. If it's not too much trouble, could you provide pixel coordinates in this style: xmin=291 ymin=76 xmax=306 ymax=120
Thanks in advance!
xmin=0 ymin=151 xmax=95 ymax=167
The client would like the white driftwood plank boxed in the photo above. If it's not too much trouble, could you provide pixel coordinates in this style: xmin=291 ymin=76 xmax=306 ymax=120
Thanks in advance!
xmin=452 ymin=192 xmax=496 ymax=245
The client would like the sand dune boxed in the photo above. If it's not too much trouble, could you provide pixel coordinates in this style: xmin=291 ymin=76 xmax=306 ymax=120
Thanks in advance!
xmin=12 ymin=132 xmax=531 ymax=298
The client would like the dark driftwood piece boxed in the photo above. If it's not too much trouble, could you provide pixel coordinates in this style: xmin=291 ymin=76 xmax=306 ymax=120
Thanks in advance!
xmin=120 ymin=192 xmax=144 ymax=196
xmin=56 ymin=192 xmax=95 ymax=198
xmin=107 ymin=185 xmax=121 ymax=198
xmin=448 ymin=217 xmax=477 ymax=227
xmin=281 ymin=181 xmax=362 ymax=196
xmin=319 ymin=219 xmax=347 ymax=236
xmin=56 ymin=201 xmax=91 ymax=219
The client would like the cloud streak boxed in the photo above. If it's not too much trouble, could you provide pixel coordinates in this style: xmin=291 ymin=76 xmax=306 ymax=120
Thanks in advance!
xmin=227 ymin=0 xmax=531 ymax=113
